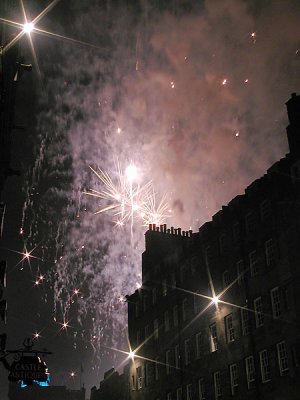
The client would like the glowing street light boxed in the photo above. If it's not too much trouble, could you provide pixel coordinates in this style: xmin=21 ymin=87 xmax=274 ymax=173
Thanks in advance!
xmin=129 ymin=351 xmax=135 ymax=360
xmin=23 ymin=22 xmax=34 ymax=34
xmin=212 ymin=295 xmax=219 ymax=305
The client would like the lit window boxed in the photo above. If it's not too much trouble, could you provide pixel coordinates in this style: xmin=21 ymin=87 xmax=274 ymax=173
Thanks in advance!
xmin=229 ymin=363 xmax=238 ymax=395
xmin=175 ymin=344 xmax=180 ymax=369
xmin=162 ymin=280 xmax=167 ymax=296
xmin=166 ymin=350 xmax=171 ymax=375
xmin=176 ymin=387 xmax=182 ymax=400
xmin=245 ymin=356 xmax=255 ymax=389
xmin=198 ymin=378 xmax=206 ymax=400
xmin=173 ymin=305 xmax=179 ymax=327
xmin=260 ymin=199 xmax=271 ymax=221
xmin=210 ymin=323 xmax=218 ymax=352
xmin=249 ymin=250 xmax=259 ymax=276
xmin=265 ymin=239 xmax=275 ymax=266
xmin=259 ymin=349 xmax=271 ymax=382
xmin=164 ymin=311 xmax=170 ymax=332
xmin=213 ymin=371 xmax=222 ymax=399
xmin=155 ymin=357 xmax=159 ymax=380
xmin=154 ymin=319 xmax=159 ymax=339
xmin=196 ymin=332 xmax=203 ymax=359
xmin=186 ymin=383 xmax=193 ymax=400
xmin=136 ymin=366 xmax=142 ymax=390
xmin=277 ymin=341 xmax=289 ymax=375
xmin=182 ymin=298 xmax=188 ymax=321
xmin=184 ymin=339 xmax=191 ymax=365
xmin=271 ymin=287 xmax=281 ymax=318
xmin=236 ymin=260 xmax=244 ymax=285
xmin=152 ymin=288 xmax=157 ymax=304
xmin=225 ymin=314 xmax=235 ymax=342
xmin=241 ymin=307 xmax=250 ymax=335
xmin=254 ymin=297 xmax=264 ymax=327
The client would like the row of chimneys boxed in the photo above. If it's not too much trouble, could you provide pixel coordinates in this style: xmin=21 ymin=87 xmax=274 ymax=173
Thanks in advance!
xmin=148 ymin=224 xmax=193 ymax=237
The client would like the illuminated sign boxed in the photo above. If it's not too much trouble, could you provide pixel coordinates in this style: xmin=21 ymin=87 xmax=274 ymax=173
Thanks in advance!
xmin=8 ymin=355 xmax=49 ymax=383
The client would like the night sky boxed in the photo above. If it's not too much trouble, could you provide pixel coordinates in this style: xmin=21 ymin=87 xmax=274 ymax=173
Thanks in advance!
xmin=1 ymin=0 xmax=300 ymax=398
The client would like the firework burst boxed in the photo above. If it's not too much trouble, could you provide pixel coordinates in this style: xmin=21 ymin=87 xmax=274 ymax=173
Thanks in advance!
xmin=84 ymin=163 xmax=171 ymax=227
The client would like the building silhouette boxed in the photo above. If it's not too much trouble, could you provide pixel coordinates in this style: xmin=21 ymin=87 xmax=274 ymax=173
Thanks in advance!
xmin=123 ymin=93 xmax=300 ymax=400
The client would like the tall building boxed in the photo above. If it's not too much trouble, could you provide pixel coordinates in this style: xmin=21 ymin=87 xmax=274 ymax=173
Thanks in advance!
xmin=126 ymin=93 xmax=300 ymax=400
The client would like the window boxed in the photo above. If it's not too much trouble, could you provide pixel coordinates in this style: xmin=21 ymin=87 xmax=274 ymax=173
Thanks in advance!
xmin=164 ymin=311 xmax=170 ymax=332
xmin=162 ymin=280 xmax=167 ymax=296
xmin=171 ymin=272 xmax=176 ymax=288
xmin=254 ymin=297 xmax=264 ymax=327
xmin=175 ymin=344 xmax=180 ymax=369
xmin=260 ymin=199 xmax=271 ymax=221
xmin=213 ymin=371 xmax=221 ymax=399
xmin=167 ymin=392 xmax=172 ymax=400
xmin=196 ymin=332 xmax=203 ymax=359
xmin=152 ymin=288 xmax=157 ymax=304
xmin=145 ymin=325 xmax=150 ymax=341
xmin=245 ymin=356 xmax=255 ymax=389
xmin=154 ymin=319 xmax=159 ymax=339
xmin=198 ymin=378 xmax=206 ymax=400
xmin=233 ymin=221 xmax=241 ymax=243
xmin=155 ymin=357 xmax=159 ymax=380
xmin=194 ymin=291 xmax=201 ymax=314
xmin=222 ymin=270 xmax=230 ymax=288
xmin=277 ymin=341 xmax=289 ymax=375
xmin=182 ymin=298 xmax=188 ymax=321
xmin=249 ymin=250 xmax=259 ymax=276
xmin=245 ymin=212 xmax=256 ymax=234
xmin=176 ymin=387 xmax=182 ymax=400
xmin=225 ymin=314 xmax=235 ymax=342
xmin=166 ymin=350 xmax=171 ymax=375
xmin=236 ymin=260 xmax=244 ymax=285
xmin=145 ymin=362 xmax=150 ymax=386
xmin=219 ymin=234 xmax=227 ymax=254
xmin=265 ymin=239 xmax=275 ymax=266
xmin=241 ymin=307 xmax=250 ymax=335
xmin=131 ymin=375 xmax=136 ymax=391
xmin=210 ymin=323 xmax=218 ymax=352
xmin=143 ymin=294 xmax=148 ymax=312
xmin=186 ymin=384 xmax=193 ymax=400
xmin=271 ymin=287 xmax=281 ymax=318
xmin=137 ymin=366 xmax=142 ymax=390
xmin=173 ymin=305 xmax=179 ymax=327
xmin=184 ymin=339 xmax=191 ymax=365
xmin=229 ymin=364 xmax=238 ymax=395
xmin=259 ymin=349 xmax=271 ymax=382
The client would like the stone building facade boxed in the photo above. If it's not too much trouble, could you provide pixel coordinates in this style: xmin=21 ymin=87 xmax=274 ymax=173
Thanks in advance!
xmin=126 ymin=93 xmax=300 ymax=400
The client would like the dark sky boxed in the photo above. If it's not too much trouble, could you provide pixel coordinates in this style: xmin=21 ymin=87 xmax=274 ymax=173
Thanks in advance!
xmin=1 ymin=0 xmax=300 ymax=398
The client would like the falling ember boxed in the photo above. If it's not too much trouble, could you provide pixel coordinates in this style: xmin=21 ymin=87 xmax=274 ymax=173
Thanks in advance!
xmin=19 ymin=228 xmax=24 ymax=235
xmin=250 ymin=31 xmax=257 ymax=43
xmin=117 ymin=127 xmax=121 ymax=133
xmin=170 ymin=81 xmax=175 ymax=88
xmin=235 ymin=131 xmax=240 ymax=137
xmin=222 ymin=78 xmax=227 ymax=85
xmin=244 ymin=78 xmax=249 ymax=83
